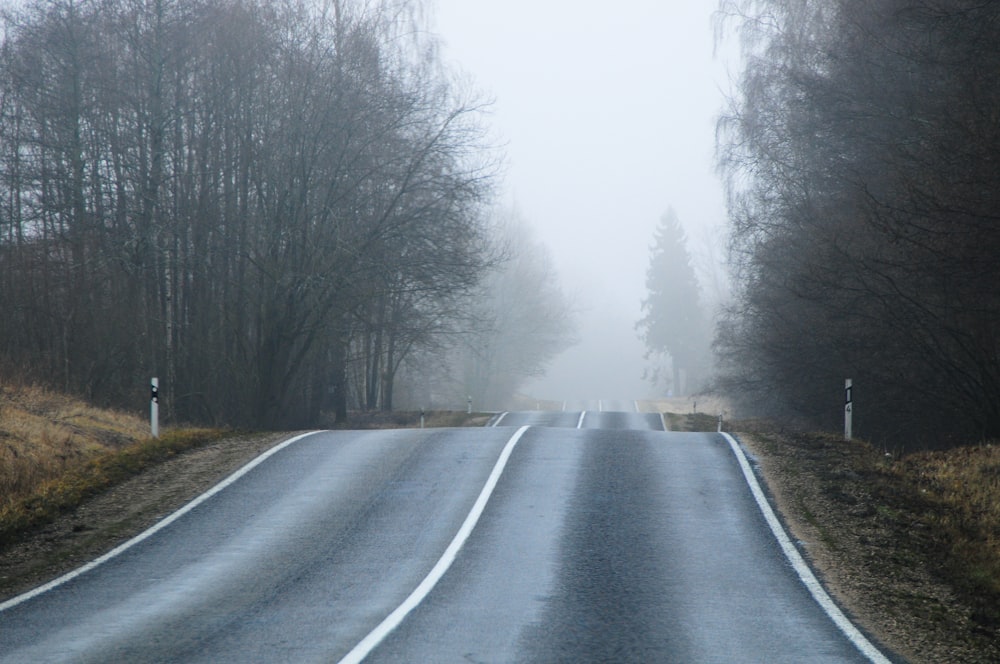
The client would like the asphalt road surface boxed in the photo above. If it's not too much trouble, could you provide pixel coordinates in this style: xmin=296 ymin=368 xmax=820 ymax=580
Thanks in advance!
xmin=0 ymin=413 xmax=894 ymax=663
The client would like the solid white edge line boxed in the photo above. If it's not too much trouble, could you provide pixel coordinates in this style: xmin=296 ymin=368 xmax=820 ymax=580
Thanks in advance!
xmin=491 ymin=412 xmax=508 ymax=427
xmin=337 ymin=425 xmax=531 ymax=664
xmin=576 ymin=411 xmax=586 ymax=429
xmin=720 ymin=433 xmax=892 ymax=664
xmin=634 ymin=400 xmax=640 ymax=413
xmin=660 ymin=412 xmax=669 ymax=432
xmin=0 ymin=430 xmax=325 ymax=614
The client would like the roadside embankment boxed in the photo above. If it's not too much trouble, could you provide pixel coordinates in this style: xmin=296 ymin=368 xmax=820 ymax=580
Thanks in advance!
xmin=733 ymin=422 xmax=1000 ymax=664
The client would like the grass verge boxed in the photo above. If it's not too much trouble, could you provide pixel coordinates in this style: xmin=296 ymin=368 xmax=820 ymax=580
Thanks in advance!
xmin=0 ymin=385 xmax=151 ymax=502
xmin=894 ymin=445 xmax=1000 ymax=630
xmin=0 ymin=428 xmax=227 ymax=552
xmin=731 ymin=420 xmax=1000 ymax=663
xmin=0 ymin=383 xmax=232 ymax=553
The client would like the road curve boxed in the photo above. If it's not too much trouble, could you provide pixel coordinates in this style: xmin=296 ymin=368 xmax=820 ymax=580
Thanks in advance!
xmin=0 ymin=415 xmax=895 ymax=663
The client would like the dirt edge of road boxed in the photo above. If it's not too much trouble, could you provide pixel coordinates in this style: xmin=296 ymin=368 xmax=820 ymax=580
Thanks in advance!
xmin=736 ymin=427 xmax=999 ymax=664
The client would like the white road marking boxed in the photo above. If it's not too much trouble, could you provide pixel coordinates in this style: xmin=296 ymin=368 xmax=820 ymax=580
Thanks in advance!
xmin=491 ymin=412 xmax=508 ymax=427
xmin=576 ymin=411 xmax=586 ymax=429
xmin=633 ymin=400 xmax=640 ymax=413
xmin=721 ymin=433 xmax=892 ymax=664
xmin=660 ymin=413 xmax=669 ymax=432
xmin=338 ymin=425 xmax=531 ymax=664
xmin=0 ymin=431 xmax=324 ymax=613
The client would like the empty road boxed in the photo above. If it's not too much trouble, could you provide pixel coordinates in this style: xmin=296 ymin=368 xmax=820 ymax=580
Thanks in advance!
xmin=0 ymin=413 xmax=894 ymax=662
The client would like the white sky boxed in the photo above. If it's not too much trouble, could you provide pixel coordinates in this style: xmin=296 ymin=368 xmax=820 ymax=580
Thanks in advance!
xmin=431 ymin=1 xmax=735 ymax=401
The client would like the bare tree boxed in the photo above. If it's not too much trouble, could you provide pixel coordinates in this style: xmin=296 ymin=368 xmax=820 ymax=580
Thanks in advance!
xmin=454 ymin=212 xmax=577 ymax=410
xmin=0 ymin=0 xmax=500 ymax=427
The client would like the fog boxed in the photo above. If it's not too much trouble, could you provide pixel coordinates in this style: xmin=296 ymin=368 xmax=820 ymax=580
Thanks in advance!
xmin=433 ymin=1 xmax=733 ymax=401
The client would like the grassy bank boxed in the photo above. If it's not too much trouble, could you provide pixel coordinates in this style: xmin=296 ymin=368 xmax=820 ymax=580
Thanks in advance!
xmin=0 ymin=385 xmax=225 ymax=551
xmin=733 ymin=421 xmax=1000 ymax=662
xmin=895 ymin=445 xmax=1000 ymax=626
xmin=0 ymin=385 xmax=150 ymax=501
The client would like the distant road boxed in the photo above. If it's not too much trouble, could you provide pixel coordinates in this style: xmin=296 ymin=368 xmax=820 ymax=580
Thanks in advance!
xmin=557 ymin=398 xmax=641 ymax=413
xmin=0 ymin=413 xmax=893 ymax=662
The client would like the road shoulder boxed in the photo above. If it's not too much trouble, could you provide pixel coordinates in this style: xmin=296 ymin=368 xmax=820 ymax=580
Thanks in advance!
xmin=0 ymin=431 xmax=293 ymax=602
xmin=737 ymin=427 xmax=998 ymax=664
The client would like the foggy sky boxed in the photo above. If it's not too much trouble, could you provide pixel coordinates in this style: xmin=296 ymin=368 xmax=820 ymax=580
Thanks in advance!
xmin=432 ymin=1 xmax=733 ymax=401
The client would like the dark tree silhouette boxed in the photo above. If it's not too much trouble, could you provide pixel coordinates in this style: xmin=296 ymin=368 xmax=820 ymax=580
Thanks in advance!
xmin=637 ymin=209 xmax=708 ymax=395
xmin=0 ymin=0 xmax=498 ymax=428
xmin=716 ymin=0 xmax=1000 ymax=446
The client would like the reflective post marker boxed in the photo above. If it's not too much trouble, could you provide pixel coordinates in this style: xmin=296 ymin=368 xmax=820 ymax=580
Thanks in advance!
xmin=151 ymin=377 xmax=159 ymax=438
xmin=844 ymin=379 xmax=853 ymax=441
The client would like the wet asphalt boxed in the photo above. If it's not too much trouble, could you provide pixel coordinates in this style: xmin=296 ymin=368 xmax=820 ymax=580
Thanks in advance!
xmin=0 ymin=411 xmax=886 ymax=663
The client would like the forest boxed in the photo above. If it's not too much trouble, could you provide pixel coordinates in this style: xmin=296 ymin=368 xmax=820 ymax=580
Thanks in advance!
xmin=716 ymin=0 xmax=1000 ymax=447
xmin=0 ymin=0 xmax=574 ymax=428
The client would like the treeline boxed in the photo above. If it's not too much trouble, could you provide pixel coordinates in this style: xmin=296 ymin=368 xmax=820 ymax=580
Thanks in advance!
xmin=0 ymin=0 xmax=500 ymax=428
xmin=716 ymin=0 xmax=1000 ymax=446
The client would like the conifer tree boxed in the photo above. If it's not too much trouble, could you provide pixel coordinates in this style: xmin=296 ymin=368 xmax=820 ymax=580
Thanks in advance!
xmin=637 ymin=209 xmax=707 ymax=395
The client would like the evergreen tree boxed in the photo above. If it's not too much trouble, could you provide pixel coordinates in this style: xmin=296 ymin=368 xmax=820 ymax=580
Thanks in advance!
xmin=637 ymin=209 xmax=707 ymax=395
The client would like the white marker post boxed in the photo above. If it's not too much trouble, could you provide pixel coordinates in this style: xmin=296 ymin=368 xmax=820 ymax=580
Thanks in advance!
xmin=844 ymin=379 xmax=853 ymax=441
xmin=151 ymin=377 xmax=159 ymax=438
xmin=467 ymin=395 xmax=472 ymax=415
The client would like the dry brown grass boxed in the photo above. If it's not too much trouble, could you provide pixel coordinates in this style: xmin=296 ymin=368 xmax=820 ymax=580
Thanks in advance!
xmin=895 ymin=444 xmax=1000 ymax=612
xmin=0 ymin=384 xmax=229 ymax=551
xmin=0 ymin=386 xmax=150 ymax=512
xmin=644 ymin=394 xmax=730 ymax=417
